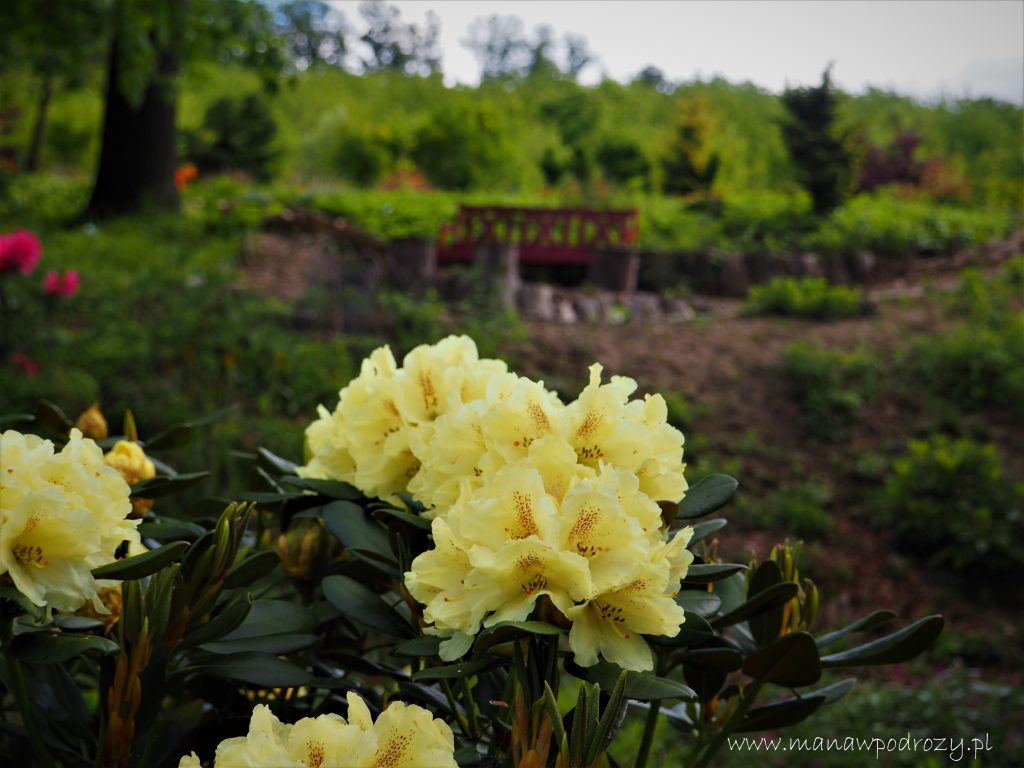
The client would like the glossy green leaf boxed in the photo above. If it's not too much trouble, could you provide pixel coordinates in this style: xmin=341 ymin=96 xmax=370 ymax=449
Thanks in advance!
xmin=804 ymin=677 xmax=856 ymax=704
xmin=746 ymin=561 xmax=786 ymax=646
xmin=411 ymin=657 xmax=500 ymax=681
xmin=10 ymin=633 xmax=119 ymax=664
xmin=179 ymin=598 xmax=252 ymax=650
xmin=223 ymin=551 xmax=280 ymax=589
xmin=568 ymin=658 xmax=698 ymax=701
xmin=473 ymin=621 xmax=562 ymax=656
xmin=257 ymin=447 xmax=299 ymax=475
xmin=683 ymin=563 xmax=747 ymax=583
xmin=91 ymin=540 xmax=188 ymax=580
xmin=392 ymin=636 xmax=443 ymax=657
xmin=742 ymin=631 xmax=821 ymax=686
xmin=821 ymin=615 xmax=944 ymax=668
xmin=373 ymin=506 xmax=432 ymax=531
xmin=200 ymin=632 xmax=319 ymax=655
xmin=282 ymin=476 xmax=364 ymax=500
xmin=37 ymin=400 xmax=72 ymax=434
xmin=137 ymin=520 xmax=206 ymax=540
xmin=586 ymin=671 xmax=628 ymax=766
xmin=679 ymin=646 xmax=744 ymax=672
xmin=190 ymin=652 xmax=315 ymax=686
xmin=735 ymin=695 xmax=826 ymax=733
xmin=649 ymin=612 xmax=714 ymax=648
xmin=676 ymin=474 xmax=739 ymax=520
xmin=130 ymin=472 xmax=210 ymax=499
xmin=236 ymin=491 xmax=308 ymax=504
xmin=220 ymin=600 xmax=316 ymax=640
xmin=674 ymin=590 xmax=722 ymax=617
xmin=688 ymin=518 xmax=728 ymax=545
xmin=815 ymin=610 xmax=897 ymax=650
xmin=323 ymin=501 xmax=396 ymax=570
xmin=322 ymin=575 xmax=415 ymax=638
xmin=712 ymin=582 xmax=798 ymax=631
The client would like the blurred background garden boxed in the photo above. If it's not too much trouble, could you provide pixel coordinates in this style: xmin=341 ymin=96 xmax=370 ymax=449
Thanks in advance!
xmin=0 ymin=1 xmax=1021 ymax=764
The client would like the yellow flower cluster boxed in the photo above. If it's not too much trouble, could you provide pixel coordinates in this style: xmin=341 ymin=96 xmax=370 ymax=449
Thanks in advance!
xmin=177 ymin=693 xmax=455 ymax=767
xmin=302 ymin=337 xmax=693 ymax=672
xmin=0 ymin=429 xmax=140 ymax=612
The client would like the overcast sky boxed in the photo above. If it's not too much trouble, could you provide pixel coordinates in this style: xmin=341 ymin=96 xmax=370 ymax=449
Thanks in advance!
xmin=331 ymin=0 xmax=1024 ymax=104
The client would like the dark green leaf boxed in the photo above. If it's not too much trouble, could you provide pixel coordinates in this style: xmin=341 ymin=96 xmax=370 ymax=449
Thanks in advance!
xmin=0 ymin=413 xmax=34 ymax=428
xmin=200 ymin=632 xmax=319 ymax=655
xmin=746 ymin=561 xmax=786 ymax=646
xmin=688 ymin=518 xmax=728 ymax=545
xmin=568 ymin=658 xmax=697 ymax=701
xmin=143 ymin=424 xmax=191 ymax=451
xmin=219 ymin=599 xmax=316 ymax=640
xmin=543 ymin=682 xmax=567 ymax=747
xmin=137 ymin=520 xmax=206 ymax=540
xmin=373 ymin=506 xmax=432 ymax=531
xmin=322 ymin=575 xmax=415 ymax=638
xmin=712 ymin=582 xmax=798 ymax=631
xmin=742 ymin=631 xmax=821 ymax=686
xmin=392 ymin=636 xmax=443 ymax=657
xmin=648 ymin=611 xmax=714 ymax=648
xmin=473 ymin=621 xmax=562 ymax=656
xmin=679 ymin=646 xmax=743 ymax=672
xmin=455 ymin=747 xmax=482 ymax=767
xmin=91 ymin=541 xmax=188 ymax=580
xmin=10 ymin=633 xmax=119 ymax=664
xmin=815 ymin=610 xmax=897 ymax=650
xmin=821 ymin=615 xmax=944 ymax=668
xmin=674 ymin=590 xmax=722 ymax=617
xmin=0 ymin=586 xmax=45 ymax=620
xmin=179 ymin=598 xmax=252 ymax=650
xmin=676 ymin=474 xmax=738 ymax=520
xmin=257 ymin=447 xmax=299 ymax=475
xmin=223 ymin=551 xmax=280 ymax=589
xmin=587 ymin=671 xmax=628 ymax=766
xmin=189 ymin=652 xmax=314 ymax=686
xmin=804 ymin=678 xmax=856 ymax=704
xmin=323 ymin=501 xmax=397 ymax=571
xmin=130 ymin=472 xmax=210 ymax=499
xmin=282 ymin=476 xmax=364 ymax=500
xmin=236 ymin=491 xmax=309 ymax=504
xmin=735 ymin=695 xmax=826 ymax=733
xmin=37 ymin=400 xmax=72 ymax=434
xmin=683 ymin=563 xmax=747 ymax=583
xmin=411 ymin=657 xmax=500 ymax=681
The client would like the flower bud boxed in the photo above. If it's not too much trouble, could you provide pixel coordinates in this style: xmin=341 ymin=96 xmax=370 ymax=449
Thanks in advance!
xmin=75 ymin=403 xmax=109 ymax=440
xmin=104 ymin=440 xmax=156 ymax=516
xmin=276 ymin=518 xmax=342 ymax=582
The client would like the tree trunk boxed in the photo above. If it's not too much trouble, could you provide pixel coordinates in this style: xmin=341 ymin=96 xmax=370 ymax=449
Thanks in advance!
xmin=25 ymin=72 xmax=53 ymax=172
xmin=85 ymin=25 xmax=180 ymax=218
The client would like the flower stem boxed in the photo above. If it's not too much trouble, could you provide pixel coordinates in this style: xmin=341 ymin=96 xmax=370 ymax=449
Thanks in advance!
xmin=634 ymin=699 xmax=662 ymax=768
xmin=4 ymin=650 xmax=54 ymax=767
xmin=460 ymin=675 xmax=480 ymax=739
xmin=691 ymin=678 xmax=765 ymax=768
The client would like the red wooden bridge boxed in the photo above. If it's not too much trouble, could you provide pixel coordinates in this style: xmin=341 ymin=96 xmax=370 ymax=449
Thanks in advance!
xmin=437 ymin=205 xmax=639 ymax=266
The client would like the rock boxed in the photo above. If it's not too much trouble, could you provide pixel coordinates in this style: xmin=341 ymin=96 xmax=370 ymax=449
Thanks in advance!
xmin=800 ymin=253 xmax=824 ymax=278
xmin=660 ymin=296 xmax=696 ymax=320
xmin=847 ymin=250 xmax=878 ymax=282
xmin=627 ymin=293 xmax=662 ymax=321
xmin=572 ymin=293 xmax=604 ymax=323
xmin=555 ymin=295 xmax=578 ymax=323
xmin=386 ymin=238 xmax=436 ymax=296
xmin=517 ymin=283 xmax=556 ymax=321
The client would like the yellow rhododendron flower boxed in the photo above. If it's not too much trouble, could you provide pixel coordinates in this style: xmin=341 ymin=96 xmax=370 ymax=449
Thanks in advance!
xmin=564 ymin=364 xmax=687 ymax=503
xmin=565 ymin=560 xmax=688 ymax=672
xmin=0 ymin=429 xmax=139 ymax=612
xmin=179 ymin=694 xmax=455 ymax=768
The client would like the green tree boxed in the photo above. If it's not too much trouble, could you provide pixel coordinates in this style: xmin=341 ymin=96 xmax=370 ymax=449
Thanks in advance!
xmin=780 ymin=67 xmax=855 ymax=215
xmin=661 ymin=94 xmax=720 ymax=196
xmin=463 ymin=14 xmax=531 ymax=81
xmin=182 ymin=93 xmax=278 ymax=180
xmin=0 ymin=0 xmax=108 ymax=171
xmin=358 ymin=0 xmax=440 ymax=76
xmin=272 ymin=0 xmax=349 ymax=71
xmin=410 ymin=100 xmax=513 ymax=190
xmin=85 ymin=0 xmax=284 ymax=218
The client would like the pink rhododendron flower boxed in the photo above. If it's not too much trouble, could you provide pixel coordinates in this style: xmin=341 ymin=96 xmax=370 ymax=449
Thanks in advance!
xmin=0 ymin=230 xmax=42 ymax=274
xmin=43 ymin=269 xmax=80 ymax=297
xmin=10 ymin=351 xmax=40 ymax=377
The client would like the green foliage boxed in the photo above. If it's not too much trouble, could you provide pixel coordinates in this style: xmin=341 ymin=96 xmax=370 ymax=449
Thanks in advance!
xmin=720 ymin=190 xmax=813 ymax=251
xmin=410 ymin=99 xmax=518 ymax=190
xmin=780 ymin=342 xmax=875 ymax=441
xmin=596 ymin=137 xmax=651 ymax=189
xmin=743 ymin=482 xmax=834 ymax=538
xmin=182 ymin=93 xmax=280 ymax=181
xmin=876 ymin=435 xmax=1024 ymax=577
xmin=744 ymin=277 xmax=864 ymax=320
xmin=780 ymin=69 xmax=856 ymax=215
xmin=661 ymin=94 xmax=720 ymax=196
xmin=811 ymin=191 xmax=1016 ymax=257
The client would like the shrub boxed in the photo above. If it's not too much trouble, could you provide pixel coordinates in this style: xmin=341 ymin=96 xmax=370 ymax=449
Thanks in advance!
xmin=745 ymin=481 xmax=834 ymax=537
xmin=780 ymin=341 xmax=875 ymax=441
xmin=744 ymin=276 xmax=864 ymax=320
xmin=907 ymin=315 xmax=1024 ymax=415
xmin=182 ymin=94 xmax=279 ymax=181
xmin=875 ymin=435 xmax=1024 ymax=577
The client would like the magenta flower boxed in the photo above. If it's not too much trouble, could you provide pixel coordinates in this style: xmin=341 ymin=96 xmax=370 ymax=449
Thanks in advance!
xmin=10 ymin=351 xmax=40 ymax=377
xmin=43 ymin=269 xmax=80 ymax=297
xmin=0 ymin=230 xmax=43 ymax=274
